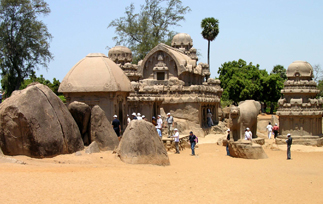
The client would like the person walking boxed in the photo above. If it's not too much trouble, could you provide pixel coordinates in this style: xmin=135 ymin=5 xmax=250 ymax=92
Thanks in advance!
xmin=171 ymin=128 xmax=180 ymax=154
xmin=156 ymin=115 xmax=163 ymax=138
xmin=166 ymin=113 xmax=174 ymax=137
xmin=266 ymin=122 xmax=273 ymax=139
xmin=272 ymin=123 xmax=279 ymax=139
xmin=112 ymin=115 xmax=121 ymax=141
xmin=226 ymin=129 xmax=230 ymax=156
xmin=286 ymin=133 xmax=292 ymax=160
xmin=189 ymin=131 xmax=197 ymax=156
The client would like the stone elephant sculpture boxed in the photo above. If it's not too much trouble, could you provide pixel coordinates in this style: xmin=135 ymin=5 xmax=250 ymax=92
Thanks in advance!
xmin=229 ymin=100 xmax=261 ymax=141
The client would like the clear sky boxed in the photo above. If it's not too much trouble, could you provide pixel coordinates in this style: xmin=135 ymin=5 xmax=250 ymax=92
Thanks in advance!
xmin=35 ymin=0 xmax=323 ymax=82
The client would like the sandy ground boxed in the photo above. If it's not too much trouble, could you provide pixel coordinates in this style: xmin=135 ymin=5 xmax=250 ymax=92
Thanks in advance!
xmin=1 ymin=136 xmax=323 ymax=204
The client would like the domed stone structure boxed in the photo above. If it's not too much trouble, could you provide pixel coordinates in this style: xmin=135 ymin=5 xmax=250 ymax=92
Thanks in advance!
xmin=276 ymin=61 xmax=323 ymax=146
xmin=171 ymin=33 xmax=193 ymax=50
xmin=108 ymin=46 xmax=132 ymax=65
xmin=59 ymin=53 xmax=132 ymax=130
xmin=286 ymin=60 xmax=313 ymax=79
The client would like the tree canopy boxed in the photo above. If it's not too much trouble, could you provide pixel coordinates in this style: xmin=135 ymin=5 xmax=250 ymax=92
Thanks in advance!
xmin=201 ymin=17 xmax=219 ymax=67
xmin=0 ymin=0 xmax=53 ymax=97
xmin=108 ymin=0 xmax=190 ymax=63
xmin=218 ymin=59 xmax=285 ymax=106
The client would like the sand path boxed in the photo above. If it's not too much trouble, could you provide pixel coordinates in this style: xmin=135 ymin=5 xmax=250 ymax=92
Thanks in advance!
xmin=1 ymin=138 xmax=323 ymax=204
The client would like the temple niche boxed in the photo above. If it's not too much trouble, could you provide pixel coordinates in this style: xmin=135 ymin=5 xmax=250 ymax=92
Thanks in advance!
xmin=110 ymin=33 xmax=222 ymax=134
xmin=58 ymin=53 xmax=133 ymax=130
xmin=276 ymin=61 xmax=323 ymax=146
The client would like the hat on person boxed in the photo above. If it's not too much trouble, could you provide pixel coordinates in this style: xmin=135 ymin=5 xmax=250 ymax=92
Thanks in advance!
xmin=142 ymin=115 xmax=145 ymax=118
xmin=127 ymin=114 xmax=129 ymax=117
xmin=137 ymin=113 xmax=141 ymax=116
xmin=158 ymin=115 xmax=161 ymax=118
xmin=227 ymin=129 xmax=230 ymax=132
xmin=275 ymin=123 xmax=277 ymax=126
xmin=174 ymin=128 xmax=178 ymax=131
xmin=246 ymin=127 xmax=250 ymax=130
xmin=132 ymin=112 xmax=136 ymax=116
xmin=152 ymin=116 xmax=156 ymax=119
xmin=190 ymin=131 xmax=193 ymax=134
xmin=167 ymin=113 xmax=170 ymax=115
xmin=113 ymin=115 xmax=117 ymax=118
xmin=287 ymin=133 xmax=291 ymax=137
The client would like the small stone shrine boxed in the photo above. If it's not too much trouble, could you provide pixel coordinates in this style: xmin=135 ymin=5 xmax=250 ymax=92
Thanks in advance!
xmin=276 ymin=61 xmax=323 ymax=146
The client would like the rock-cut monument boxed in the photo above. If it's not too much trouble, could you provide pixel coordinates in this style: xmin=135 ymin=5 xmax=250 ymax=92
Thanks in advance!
xmin=276 ymin=61 xmax=323 ymax=146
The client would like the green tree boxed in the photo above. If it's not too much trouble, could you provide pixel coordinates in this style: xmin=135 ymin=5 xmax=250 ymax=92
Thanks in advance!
xmin=201 ymin=17 xmax=219 ymax=67
xmin=218 ymin=59 xmax=264 ymax=103
xmin=0 ymin=0 xmax=53 ymax=97
xmin=271 ymin=65 xmax=287 ymax=80
xmin=108 ymin=0 xmax=190 ymax=63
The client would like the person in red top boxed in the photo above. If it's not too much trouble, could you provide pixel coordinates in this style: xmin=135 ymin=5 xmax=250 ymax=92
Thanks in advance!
xmin=272 ymin=123 xmax=279 ymax=139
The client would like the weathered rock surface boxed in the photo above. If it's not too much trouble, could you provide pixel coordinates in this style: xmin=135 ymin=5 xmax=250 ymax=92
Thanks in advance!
xmin=91 ymin=105 xmax=119 ymax=151
xmin=68 ymin=101 xmax=91 ymax=145
xmin=228 ymin=140 xmax=268 ymax=159
xmin=85 ymin=141 xmax=100 ymax=154
xmin=117 ymin=120 xmax=170 ymax=166
xmin=0 ymin=83 xmax=84 ymax=158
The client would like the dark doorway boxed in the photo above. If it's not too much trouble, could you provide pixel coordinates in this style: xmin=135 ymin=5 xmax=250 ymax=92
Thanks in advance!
xmin=157 ymin=72 xmax=165 ymax=80
xmin=119 ymin=101 xmax=123 ymax=131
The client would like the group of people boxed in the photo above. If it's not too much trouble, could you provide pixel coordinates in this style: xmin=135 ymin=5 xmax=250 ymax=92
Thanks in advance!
xmin=266 ymin=122 xmax=279 ymax=139
xmin=226 ymin=124 xmax=292 ymax=160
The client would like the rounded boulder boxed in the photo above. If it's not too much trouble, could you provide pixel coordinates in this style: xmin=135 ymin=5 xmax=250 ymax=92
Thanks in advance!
xmin=117 ymin=120 xmax=170 ymax=166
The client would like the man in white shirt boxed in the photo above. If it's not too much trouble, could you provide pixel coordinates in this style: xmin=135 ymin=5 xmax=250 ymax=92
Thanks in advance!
xmin=137 ymin=113 xmax=142 ymax=120
xmin=171 ymin=128 xmax=180 ymax=154
xmin=127 ymin=114 xmax=131 ymax=124
xmin=156 ymin=115 xmax=163 ymax=138
xmin=266 ymin=122 xmax=273 ymax=139
xmin=244 ymin=128 xmax=252 ymax=141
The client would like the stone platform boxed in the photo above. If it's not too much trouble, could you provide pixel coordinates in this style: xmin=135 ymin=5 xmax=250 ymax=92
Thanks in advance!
xmin=275 ymin=136 xmax=323 ymax=147
xmin=228 ymin=140 xmax=268 ymax=159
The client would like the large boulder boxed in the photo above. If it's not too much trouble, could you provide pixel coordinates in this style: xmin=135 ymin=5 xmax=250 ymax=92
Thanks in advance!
xmin=90 ymin=105 xmax=119 ymax=151
xmin=117 ymin=120 xmax=170 ymax=166
xmin=228 ymin=140 xmax=268 ymax=159
xmin=0 ymin=83 xmax=84 ymax=157
xmin=68 ymin=101 xmax=91 ymax=145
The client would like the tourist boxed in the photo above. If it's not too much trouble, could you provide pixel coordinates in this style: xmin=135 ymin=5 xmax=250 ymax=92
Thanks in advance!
xmin=272 ymin=123 xmax=279 ymax=139
xmin=266 ymin=122 xmax=273 ymax=139
xmin=157 ymin=115 xmax=163 ymax=137
xmin=226 ymin=129 xmax=230 ymax=156
xmin=152 ymin=116 xmax=157 ymax=126
xmin=166 ymin=112 xmax=174 ymax=137
xmin=132 ymin=112 xmax=137 ymax=120
xmin=286 ymin=133 xmax=292 ymax=160
xmin=207 ymin=109 xmax=214 ymax=127
xmin=188 ymin=131 xmax=197 ymax=156
xmin=244 ymin=128 xmax=252 ymax=141
xmin=137 ymin=113 xmax=142 ymax=120
xmin=142 ymin=115 xmax=147 ymax=121
xmin=171 ymin=128 xmax=180 ymax=154
xmin=112 ymin=115 xmax=121 ymax=141
xmin=127 ymin=114 xmax=131 ymax=124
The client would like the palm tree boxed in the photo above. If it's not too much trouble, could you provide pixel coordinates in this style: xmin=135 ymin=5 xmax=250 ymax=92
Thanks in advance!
xmin=201 ymin=18 xmax=219 ymax=68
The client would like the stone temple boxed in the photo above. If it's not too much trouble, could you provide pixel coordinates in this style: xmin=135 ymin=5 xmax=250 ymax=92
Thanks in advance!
xmin=59 ymin=33 xmax=223 ymax=135
xmin=276 ymin=61 xmax=323 ymax=146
